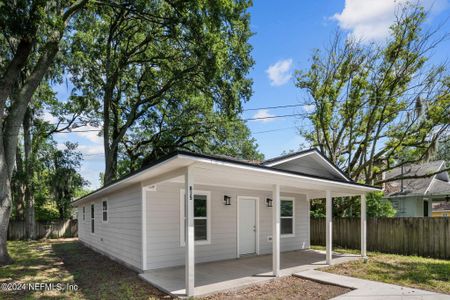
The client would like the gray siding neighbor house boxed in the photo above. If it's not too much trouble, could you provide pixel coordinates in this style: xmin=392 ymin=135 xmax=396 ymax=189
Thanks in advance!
xmin=73 ymin=148 xmax=379 ymax=297
xmin=383 ymin=161 xmax=450 ymax=217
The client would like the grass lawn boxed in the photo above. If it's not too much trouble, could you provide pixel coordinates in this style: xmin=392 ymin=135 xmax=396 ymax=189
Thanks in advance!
xmin=311 ymin=245 xmax=450 ymax=295
xmin=0 ymin=239 xmax=171 ymax=299
xmin=1 ymin=239 xmax=353 ymax=300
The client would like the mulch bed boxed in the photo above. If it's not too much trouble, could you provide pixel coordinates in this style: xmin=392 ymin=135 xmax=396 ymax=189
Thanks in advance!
xmin=203 ymin=275 xmax=351 ymax=299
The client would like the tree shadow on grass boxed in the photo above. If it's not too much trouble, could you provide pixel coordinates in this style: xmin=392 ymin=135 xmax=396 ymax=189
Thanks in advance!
xmin=1 ymin=240 xmax=82 ymax=299
xmin=51 ymin=240 xmax=172 ymax=300
xmin=332 ymin=255 xmax=450 ymax=294
xmin=368 ymin=259 xmax=450 ymax=291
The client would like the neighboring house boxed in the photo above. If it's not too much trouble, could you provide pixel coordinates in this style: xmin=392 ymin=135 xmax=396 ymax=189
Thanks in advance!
xmin=73 ymin=149 xmax=379 ymax=297
xmin=432 ymin=201 xmax=450 ymax=217
xmin=384 ymin=161 xmax=450 ymax=217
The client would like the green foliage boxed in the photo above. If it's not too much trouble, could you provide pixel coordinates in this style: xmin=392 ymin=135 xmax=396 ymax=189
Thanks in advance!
xmin=35 ymin=201 xmax=60 ymax=222
xmin=310 ymin=199 xmax=326 ymax=218
xmin=310 ymin=192 xmax=396 ymax=218
xmin=47 ymin=142 xmax=87 ymax=219
xmin=432 ymin=137 xmax=450 ymax=163
xmin=68 ymin=0 xmax=259 ymax=183
xmin=366 ymin=192 xmax=396 ymax=218
xmin=295 ymin=4 xmax=450 ymax=185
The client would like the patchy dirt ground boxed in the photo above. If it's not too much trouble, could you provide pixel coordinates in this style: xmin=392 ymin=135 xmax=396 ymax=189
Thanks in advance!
xmin=1 ymin=240 xmax=351 ymax=299
xmin=202 ymin=275 xmax=352 ymax=300
xmin=0 ymin=239 xmax=172 ymax=299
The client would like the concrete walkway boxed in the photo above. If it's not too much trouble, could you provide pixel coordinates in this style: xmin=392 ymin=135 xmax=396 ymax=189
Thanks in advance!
xmin=295 ymin=269 xmax=450 ymax=300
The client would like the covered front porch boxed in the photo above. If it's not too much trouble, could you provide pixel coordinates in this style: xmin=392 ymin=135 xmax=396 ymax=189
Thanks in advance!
xmin=139 ymin=153 xmax=377 ymax=297
xmin=139 ymin=249 xmax=359 ymax=297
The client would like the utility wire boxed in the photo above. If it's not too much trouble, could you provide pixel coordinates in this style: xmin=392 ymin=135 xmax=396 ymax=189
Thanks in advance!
xmin=4 ymin=90 xmax=440 ymax=129
xmin=243 ymin=104 xmax=303 ymax=111
xmin=51 ymin=113 xmax=304 ymax=134
xmin=252 ymin=126 xmax=297 ymax=134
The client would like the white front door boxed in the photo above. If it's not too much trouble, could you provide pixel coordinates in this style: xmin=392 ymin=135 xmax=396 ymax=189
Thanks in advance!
xmin=239 ymin=198 xmax=256 ymax=255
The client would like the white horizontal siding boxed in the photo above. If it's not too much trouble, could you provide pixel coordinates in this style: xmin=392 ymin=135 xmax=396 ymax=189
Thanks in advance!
xmin=77 ymin=183 xmax=142 ymax=270
xmin=145 ymin=182 xmax=310 ymax=270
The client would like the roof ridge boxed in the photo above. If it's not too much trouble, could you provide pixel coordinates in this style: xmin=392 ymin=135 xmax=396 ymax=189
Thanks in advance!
xmin=261 ymin=148 xmax=317 ymax=165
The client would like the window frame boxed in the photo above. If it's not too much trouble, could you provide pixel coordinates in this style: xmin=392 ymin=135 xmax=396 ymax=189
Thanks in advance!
xmin=82 ymin=206 xmax=86 ymax=221
xmin=90 ymin=203 xmax=95 ymax=234
xmin=179 ymin=189 xmax=211 ymax=246
xmin=102 ymin=199 xmax=108 ymax=223
xmin=280 ymin=197 xmax=295 ymax=238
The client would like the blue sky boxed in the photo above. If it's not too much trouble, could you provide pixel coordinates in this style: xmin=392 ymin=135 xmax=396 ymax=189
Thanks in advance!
xmin=52 ymin=0 xmax=450 ymax=189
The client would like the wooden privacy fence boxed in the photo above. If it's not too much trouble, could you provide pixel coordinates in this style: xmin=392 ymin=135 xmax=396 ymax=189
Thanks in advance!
xmin=7 ymin=219 xmax=78 ymax=240
xmin=311 ymin=217 xmax=450 ymax=259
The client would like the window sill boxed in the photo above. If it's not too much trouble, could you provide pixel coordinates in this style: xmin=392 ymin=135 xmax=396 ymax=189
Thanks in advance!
xmin=281 ymin=234 xmax=295 ymax=238
xmin=180 ymin=240 xmax=211 ymax=247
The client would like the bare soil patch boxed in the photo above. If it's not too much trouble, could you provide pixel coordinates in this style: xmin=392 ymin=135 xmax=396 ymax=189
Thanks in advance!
xmin=202 ymin=275 xmax=351 ymax=300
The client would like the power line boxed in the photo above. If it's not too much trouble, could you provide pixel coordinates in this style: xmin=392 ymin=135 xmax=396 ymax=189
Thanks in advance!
xmin=243 ymin=104 xmax=303 ymax=111
xmin=52 ymin=113 xmax=304 ymax=134
xmin=242 ymin=91 xmax=442 ymax=112
xmin=5 ymin=90 xmax=440 ymax=129
xmin=245 ymin=113 xmax=302 ymax=121
xmin=252 ymin=126 xmax=297 ymax=134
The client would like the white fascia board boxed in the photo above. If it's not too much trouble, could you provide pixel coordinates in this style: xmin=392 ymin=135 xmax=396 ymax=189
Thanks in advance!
xmin=74 ymin=152 xmax=379 ymax=207
xmin=180 ymin=154 xmax=379 ymax=192
xmin=72 ymin=154 xmax=183 ymax=206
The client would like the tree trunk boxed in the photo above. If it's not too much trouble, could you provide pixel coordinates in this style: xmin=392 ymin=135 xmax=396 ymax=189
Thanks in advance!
xmin=23 ymin=108 xmax=36 ymax=240
xmin=0 ymin=39 xmax=33 ymax=111
xmin=104 ymin=147 xmax=118 ymax=185
xmin=13 ymin=148 xmax=26 ymax=221
xmin=0 ymin=172 xmax=13 ymax=265
xmin=0 ymin=0 xmax=87 ymax=266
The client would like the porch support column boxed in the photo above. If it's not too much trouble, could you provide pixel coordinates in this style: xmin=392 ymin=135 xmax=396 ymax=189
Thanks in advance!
xmin=360 ymin=193 xmax=367 ymax=259
xmin=325 ymin=190 xmax=332 ymax=265
xmin=185 ymin=167 xmax=195 ymax=297
xmin=272 ymin=184 xmax=280 ymax=277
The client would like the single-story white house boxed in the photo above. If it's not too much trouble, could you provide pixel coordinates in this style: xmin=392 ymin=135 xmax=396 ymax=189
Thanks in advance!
xmin=73 ymin=149 xmax=380 ymax=297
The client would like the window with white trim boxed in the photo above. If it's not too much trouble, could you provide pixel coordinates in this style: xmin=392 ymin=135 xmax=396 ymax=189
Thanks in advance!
xmin=82 ymin=206 xmax=85 ymax=221
xmin=280 ymin=199 xmax=294 ymax=236
xmin=180 ymin=190 xmax=211 ymax=245
xmin=102 ymin=200 xmax=108 ymax=222
xmin=91 ymin=204 xmax=95 ymax=234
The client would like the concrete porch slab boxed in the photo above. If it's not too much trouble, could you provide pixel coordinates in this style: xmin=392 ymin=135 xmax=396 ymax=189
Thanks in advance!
xmin=139 ymin=249 xmax=359 ymax=297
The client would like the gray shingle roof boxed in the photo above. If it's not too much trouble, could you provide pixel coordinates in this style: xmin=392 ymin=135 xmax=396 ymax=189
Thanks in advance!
xmin=427 ymin=179 xmax=450 ymax=195
xmin=384 ymin=161 xmax=449 ymax=197
xmin=432 ymin=201 xmax=450 ymax=211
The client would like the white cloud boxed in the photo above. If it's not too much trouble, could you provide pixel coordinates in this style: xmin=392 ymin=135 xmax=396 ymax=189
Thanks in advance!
xmin=42 ymin=111 xmax=58 ymax=123
xmin=56 ymin=142 xmax=104 ymax=157
xmin=251 ymin=109 xmax=275 ymax=122
xmin=74 ymin=124 xmax=103 ymax=144
xmin=303 ymin=104 xmax=316 ymax=113
xmin=332 ymin=0 xmax=449 ymax=42
xmin=266 ymin=59 xmax=293 ymax=86
xmin=78 ymin=144 xmax=104 ymax=156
